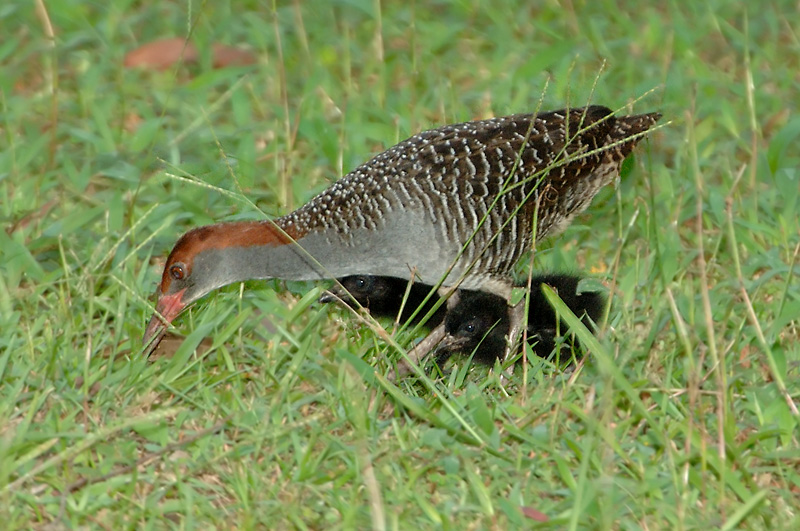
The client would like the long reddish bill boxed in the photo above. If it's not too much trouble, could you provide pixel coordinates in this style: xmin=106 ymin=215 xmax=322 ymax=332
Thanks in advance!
xmin=142 ymin=289 xmax=186 ymax=356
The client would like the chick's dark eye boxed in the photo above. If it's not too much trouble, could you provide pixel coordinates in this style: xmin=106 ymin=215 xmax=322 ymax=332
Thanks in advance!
xmin=169 ymin=263 xmax=185 ymax=281
xmin=354 ymin=276 xmax=370 ymax=289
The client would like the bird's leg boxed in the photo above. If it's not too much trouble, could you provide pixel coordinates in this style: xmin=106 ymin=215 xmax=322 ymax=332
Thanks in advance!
xmin=392 ymin=323 xmax=446 ymax=380
xmin=502 ymin=299 xmax=527 ymax=377
xmin=392 ymin=287 xmax=460 ymax=379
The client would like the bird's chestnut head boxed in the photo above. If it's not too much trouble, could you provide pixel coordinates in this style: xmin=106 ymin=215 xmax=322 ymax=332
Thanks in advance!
xmin=143 ymin=221 xmax=290 ymax=354
xmin=143 ymin=227 xmax=214 ymax=352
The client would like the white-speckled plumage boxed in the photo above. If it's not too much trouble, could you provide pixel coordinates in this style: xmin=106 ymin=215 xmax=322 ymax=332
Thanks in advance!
xmin=280 ymin=105 xmax=660 ymax=291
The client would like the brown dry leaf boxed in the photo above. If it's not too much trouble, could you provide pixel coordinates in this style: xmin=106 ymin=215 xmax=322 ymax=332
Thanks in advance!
xmin=125 ymin=38 xmax=256 ymax=72
xmin=210 ymin=43 xmax=257 ymax=68
xmin=14 ymin=71 xmax=44 ymax=95
xmin=147 ymin=333 xmax=214 ymax=359
xmin=739 ymin=344 xmax=753 ymax=369
xmin=124 ymin=38 xmax=199 ymax=71
xmin=7 ymin=199 xmax=57 ymax=235
xmin=124 ymin=112 xmax=144 ymax=133
xmin=763 ymin=108 xmax=790 ymax=140
xmin=520 ymin=505 xmax=549 ymax=521
xmin=108 ymin=333 xmax=213 ymax=360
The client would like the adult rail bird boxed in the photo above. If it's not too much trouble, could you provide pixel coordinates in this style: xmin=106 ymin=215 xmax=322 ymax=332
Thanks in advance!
xmin=143 ymin=105 xmax=660 ymax=359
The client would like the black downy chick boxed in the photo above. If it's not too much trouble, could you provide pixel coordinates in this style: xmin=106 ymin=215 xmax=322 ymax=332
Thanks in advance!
xmin=319 ymin=275 xmax=446 ymax=328
xmin=437 ymin=274 xmax=606 ymax=366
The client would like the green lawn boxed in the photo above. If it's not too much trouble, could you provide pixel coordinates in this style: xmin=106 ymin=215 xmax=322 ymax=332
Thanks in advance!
xmin=2 ymin=0 xmax=799 ymax=528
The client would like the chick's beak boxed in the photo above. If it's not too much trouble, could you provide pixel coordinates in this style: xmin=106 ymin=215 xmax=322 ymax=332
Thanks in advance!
xmin=317 ymin=290 xmax=338 ymax=304
xmin=433 ymin=333 xmax=469 ymax=357
xmin=142 ymin=289 xmax=187 ymax=356
xmin=318 ymin=284 xmax=350 ymax=305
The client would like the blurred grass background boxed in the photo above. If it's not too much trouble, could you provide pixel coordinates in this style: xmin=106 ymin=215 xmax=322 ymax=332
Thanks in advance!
xmin=2 ymin=0 xmax=799 ymax=528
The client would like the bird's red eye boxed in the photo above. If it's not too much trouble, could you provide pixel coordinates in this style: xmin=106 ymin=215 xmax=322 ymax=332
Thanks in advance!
xmin=169 ymin=264 xmax=185 ymax=281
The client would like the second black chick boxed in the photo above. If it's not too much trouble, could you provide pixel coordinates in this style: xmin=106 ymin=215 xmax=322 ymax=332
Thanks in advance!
xmin=437 ymin=274 xmax=606 ymax=366
xmin=319 ymin=275 xmax=446 ymax=328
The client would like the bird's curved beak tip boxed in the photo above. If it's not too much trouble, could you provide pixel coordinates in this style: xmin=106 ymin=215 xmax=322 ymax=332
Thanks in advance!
xmin=142 ymin=290 xmax=186 ymax=356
